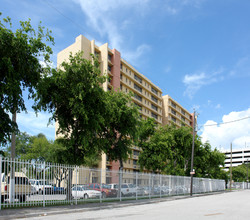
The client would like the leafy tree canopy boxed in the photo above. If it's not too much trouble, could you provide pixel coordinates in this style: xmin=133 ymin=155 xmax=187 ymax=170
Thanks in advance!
xmin=34 ymin=52 xmax=140 ymax=166
xmin=231 ymin=163 xmax=249 ymax=182
xmin=100 ymin=90 xmax=141 ymax=169
xmin=0 ymin=13 xmax=54 ymax=144
xmin=138 ymin=124 xmax=226 ymax=179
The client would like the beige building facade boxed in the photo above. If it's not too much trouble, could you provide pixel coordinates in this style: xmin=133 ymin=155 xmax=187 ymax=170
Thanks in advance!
xmin=57 ymin=35 xmax=163 ymax=179
xmin=57 ymin=35 xmax=194 ymax=183
xmin=162 ymin=95 xmax=194 ymax=129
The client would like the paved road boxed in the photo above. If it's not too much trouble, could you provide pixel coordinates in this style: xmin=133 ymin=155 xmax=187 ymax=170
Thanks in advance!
xmin=2 ymin=190 xmax=250 ymax=220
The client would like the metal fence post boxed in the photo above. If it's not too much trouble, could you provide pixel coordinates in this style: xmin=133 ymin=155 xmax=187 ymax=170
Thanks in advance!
xmin=75 ymin=166 xmax=78 ymax=205
xmin=100 ymin=168 xmax=102 ymax=203
xmin=136 ymin=172 xmax=138 ymax=200
xmin=169 ymin=175 xmax=171 ymax=196
xmin=160 ymin=174 xmax=162 ymax=198
xmin=0 ymin=156 xmax=2 ymax=210
xmin=43 ymin=161 xmax=46 ymax=207
xmin=119 ymin=169 xmax=122 ymax=202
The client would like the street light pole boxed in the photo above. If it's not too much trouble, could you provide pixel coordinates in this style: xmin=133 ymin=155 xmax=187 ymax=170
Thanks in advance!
xmin=190 ymin=109 xmax=196 ymax=196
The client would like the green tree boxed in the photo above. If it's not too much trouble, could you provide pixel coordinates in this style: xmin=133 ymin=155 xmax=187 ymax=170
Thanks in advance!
xmin=168 ymin=125 xmax=193 ymax=176
xmin=5 ymin=132 xmax=54 ymax=162
xmin=138 ymin=124 xmax=226 ymax=179
xmin=0 ymin=14 xmax=54 ymax=144
xmin=34 ymin=52 xmax=107 ymax=166
xmin=100 ymin=90 xmax=140 ymax=170
xmin=138 ymin=124 xmax=174 ymax=173
xmin=232 ymin=164 xmax=248 ymax=182
xmin=193 ymin=141 xmax=226 ymax=179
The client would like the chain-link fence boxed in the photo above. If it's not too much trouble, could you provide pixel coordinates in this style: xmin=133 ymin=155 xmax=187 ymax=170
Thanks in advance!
xmin=0 ymin=157 xmax=225 ymax=209
xmin=227 ymin=182 xmax=250 ymax=190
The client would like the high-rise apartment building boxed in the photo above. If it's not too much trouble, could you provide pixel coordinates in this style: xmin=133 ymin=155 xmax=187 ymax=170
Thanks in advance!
xmin=57 ymin=35 xmax=163 ymax=177
xmin=162 ymin=95 xmax=194 ymax=128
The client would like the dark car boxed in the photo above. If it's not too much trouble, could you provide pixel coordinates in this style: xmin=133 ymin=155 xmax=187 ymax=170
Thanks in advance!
xmin=88 ymin=183 xmax=117 ymax=198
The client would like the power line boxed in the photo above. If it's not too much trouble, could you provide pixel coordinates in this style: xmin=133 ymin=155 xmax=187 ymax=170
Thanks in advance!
xmin=44 ymin=1 xmax=86 ymax=33
xmin=200 ymin=116 xmax=250 ymax=128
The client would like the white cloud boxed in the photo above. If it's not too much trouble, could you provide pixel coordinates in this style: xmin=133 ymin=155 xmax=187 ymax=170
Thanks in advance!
xmin=229 ymin=56 xmax=250 ymax=77
xmin=17 ymin=111 xmax=55 ymax=140
xmin=164 ymin=66 xmax=171 ymax=74
xmin=73 ymin=0 xmax=148 ymax=49
xmin=123 ymin=44 xmax=151 ymax=64
xmin=183 ymin=68 xmax=224 ymax=98
xmin=201 ymin=108 xmax=250 ymax=151
xmin=73 ymin=0 xmax=205 ymax=65
xmin=215 ymin=104 xmax=221 ymax=109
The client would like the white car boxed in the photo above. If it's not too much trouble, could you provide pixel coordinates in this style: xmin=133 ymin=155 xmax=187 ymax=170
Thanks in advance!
xmin=71 ymin=185 xmax=101 ymax=199
xmin=29 ymin=179 xmax=53 ymax=194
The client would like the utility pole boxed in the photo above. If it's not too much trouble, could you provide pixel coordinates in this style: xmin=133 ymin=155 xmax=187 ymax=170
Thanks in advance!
xmin=190 ymin=109 xmax=196 ymax=196
xmin=230 ymin=143 xmax=232 ymax=191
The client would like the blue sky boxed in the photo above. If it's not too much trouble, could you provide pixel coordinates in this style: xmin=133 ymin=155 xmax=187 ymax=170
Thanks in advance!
xmin=2 ymin=0 xmax=250 ymax=150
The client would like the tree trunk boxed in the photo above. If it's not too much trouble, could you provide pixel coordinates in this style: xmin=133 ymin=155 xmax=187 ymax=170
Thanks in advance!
xmin=118 ymin=158 xmax=123 ymax=198
xmin=10 ymin=111 xmax=16 ymax=203
xmin=66 ymin=168 xmax=73 ymax=201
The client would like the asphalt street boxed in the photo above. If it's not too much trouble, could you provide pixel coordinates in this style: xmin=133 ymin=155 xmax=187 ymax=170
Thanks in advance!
xmin=1 ymin=190 xmax=249 ymax=220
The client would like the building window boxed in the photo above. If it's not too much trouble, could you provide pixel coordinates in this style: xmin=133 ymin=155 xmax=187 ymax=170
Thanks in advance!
xmin=134 ymin=83 xmax=142 ymax=93
xmin=151 ymin=95 xmax=158 ymax=103
xmin=171 ymin=109 xmax=176 ymax=115
xmin=120 ymin=74 xmax=123 ymax=80
xmin=120 ymin=84 xmax=122 ymax=90
xmin=181 ymin=109 xmax=185 ymax=115
xmin=151 ymin=87 xmax=158 ymax=95
xmin=181 ymin=116 xmax=185 ymax=121
xmin=134 ymin=93 xmax=142 ymax=102
xmin=133 ymin=160 xmax=137 ymax=165
xmin=133 ymin=150 xmax=139 ymax=156
xmin=134 ymin=74 xmax=142 ymax=84
xmin=134 ymin=103 xmax=142 ymax=111
xmin=151 ymin=104 xmax=158 ymax=111
xmin=129 ymin=80 xmax=131 ymax=85
xmin=171 ymin=116 xmax=176 ymax=122
xmin=126 ymin=68 xmax=127 ymax=72
xmin=108 ymin=65 xmax=112 ymax=72
xmin=151 ymin=112 xmax=158 ymax=120
xmin=120 ymin=64 xmax=123 ymax=69
xmin=171 ymin=102 xmax=176 ymax=108
xmin=108 ymin=54 xmax=112 ymax=61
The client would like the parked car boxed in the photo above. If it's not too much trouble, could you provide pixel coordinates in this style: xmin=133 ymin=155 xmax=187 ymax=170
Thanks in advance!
xmin=71 ymin=185 xmax=101 ymax=199
xmin=52 ymin=185 xmax=65 ymax=194
xmin=29 ymin=179 xmax=53 ymax=194
xmin=88 ymin=183 xmax=117 ymax=198
xmin=172 ymin=186 xmax=188 ymax=195
xmin=1 ymin=172 xmax=32 ymax=203
xmin=109 ymin=183 xmax=147 ymax=196
xmin=161 ymin=186 xmax=172 ymax=195
xmin=120 ymin=183 xmax=137 ymax=196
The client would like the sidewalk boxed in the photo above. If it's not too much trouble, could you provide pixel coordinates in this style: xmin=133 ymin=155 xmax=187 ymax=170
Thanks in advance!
xmin=0 ymin=192 xmax=228 ymax=220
